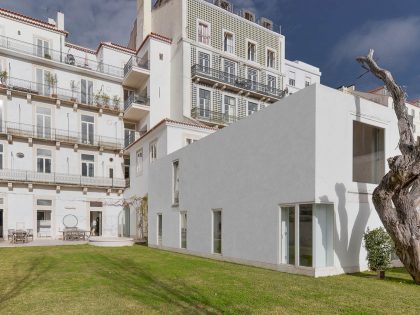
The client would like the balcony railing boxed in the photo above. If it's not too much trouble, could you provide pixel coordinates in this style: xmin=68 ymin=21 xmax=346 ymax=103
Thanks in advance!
xmin=0 ymin=35 xmax=124 ymax=78
xmin=0 ymin=168 xmax=127 ymax=188
xmin=123 ymin=93 xmax=150 ymax=111
xmin=191 ymin=107 xmax=237 ymax=125
xmin=123 ymin=56 xmax=150 ymax=77
xmin=0 ymin=121 xmax=124 ymax=150
xmin=2 ymin=77 xmax=123 ymax=111
xmin=192 ymin=65 xmax=287 ymax=99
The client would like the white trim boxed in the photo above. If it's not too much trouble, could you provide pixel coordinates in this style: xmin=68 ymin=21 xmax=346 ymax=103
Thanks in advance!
xmin=245 ymin=38 xmax=258 ymax=64
xmin=222 ymin=29 xmax=235 ymax=55
xmin=266 ymin=47 xmax=277 ymax=69
xmin=196 ymin=19 xmax=211 ymax=46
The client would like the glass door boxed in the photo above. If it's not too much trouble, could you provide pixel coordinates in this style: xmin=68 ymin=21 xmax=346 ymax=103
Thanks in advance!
xmin=36 ymin=107 xmax=52 ymax=139
xmin=223 ymin=60 xmax=236 ymax=84
xmin=81 ymin=115 xmax=94 ymax=145
xmin=198 ymin=88 xmax=210 ymax=118
xmin=281 ymin=206 xmax=295 ymax=265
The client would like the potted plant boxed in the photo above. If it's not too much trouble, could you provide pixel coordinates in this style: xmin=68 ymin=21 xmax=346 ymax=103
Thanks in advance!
xmin=70 ymin=80 xmax=79 ymax=102
xmin=102 ymin=93 xmax=110 ymax=108
xmin=363 ymin=227 xmax=393 ymax=279
xmin=0 ymin=70 xmax=7 ymax=87
xmin=45 ymin=72 xmax=58 ymax=98
xmin=94 ymin=92 xmax=102 ymax=107
xmin=112 ymin=95 xmax=121 ymax=110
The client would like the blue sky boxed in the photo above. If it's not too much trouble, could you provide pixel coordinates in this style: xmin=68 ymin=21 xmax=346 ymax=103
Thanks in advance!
xmin=1 ymin=0 xmax=419 ymax=98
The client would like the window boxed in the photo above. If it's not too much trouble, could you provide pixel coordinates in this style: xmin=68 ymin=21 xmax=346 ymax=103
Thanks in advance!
xmin=37 ymin=199 xmax=52 ymax=206
xmin=267 ymin=50 xmax=275 ymax=68
xmin=90 ymin=201 xmax=103 ymax=207
xmin=247 ymin=42 xmax=256 ymax=62
xmin=223 ymin=60 xmax=236 ymax=84
xmin=109 ymin=168 xmax=114 ymax=179
xmin=173 ymin=160 xmax=179 ymax=205
xmin=299 ymin=204 xmax=313 ymax=267
xmin=288 ymin=71 xmax=296 ymax=87
xmin=81 ymin=79 xmax=93 ymax=105
xmin=35 ymin=38 xmax=50 ymax=59
xmin=223 ymin=95 xmax=236 ymax=123
xmin=36 ymin=107 xmax=52 ymax=139
xmin=244 ymin=11 xmax=255 ymax=22
xmin=36 ymin=68 xmax=52 ymax=96
xmin=223 ymin=32 xmax=234 ymax=54
xmin=198 ymin=52 xmax=210 ymax=73
xmin=81 ymin=115 xmax=94 ymax=145
xmin=281 ymin=206 xmax=295 ymax=265
xmin=81 ymin=154 xmax=95 ymax=177
xmin=248 ymin=68 xmax=258 ymax=91
xmin=157 ymin=214 xmax=162 ymax=245
xmin=136 ymin=149 xmax=143 ymax=175
xmin=124 ymin=123 xmax=136 ymax=147
xmin=198 ymin=88 xmax=211 ymax=118
xmin=150 ymin=141 xmax=157 ymax=163
xmin=37 ymin=148 xmax=52 ymax=174
xmin=353 ymin=121 xmax=385 ymax=184
xmin=186 ymin=138 xmax=197 ymax=145
xmin=213 ymin=210 xmax=222 ymax=254
xmin=181 ymin=212 xmax=187 ymax=249
xmin=305 ymin=77 xmax=311 ymax=87
xmin=0 ymin=144 xmax=3 ymax=170
xmin=124 ymin=157 xmax=130 ymax=179
xmin=198 ymin=22 xmax=210 ymax=45
xmin=247 ymin=102 xmax=258 ymax=116
xmin=267 ymin=75 xmax=277 ymax=93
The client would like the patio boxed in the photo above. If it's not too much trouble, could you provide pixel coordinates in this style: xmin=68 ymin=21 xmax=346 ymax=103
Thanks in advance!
xmin=0 ymin=239 xmax=88 ymax=248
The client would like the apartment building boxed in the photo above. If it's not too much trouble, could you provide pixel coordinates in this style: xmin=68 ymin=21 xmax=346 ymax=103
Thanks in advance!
xmin=123 ymin=0 xmax=321 ymax=237
xmin=0 ymin=8 xmax=135 ymax=239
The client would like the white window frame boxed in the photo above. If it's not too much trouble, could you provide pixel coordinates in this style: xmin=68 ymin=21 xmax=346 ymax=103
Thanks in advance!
xmin=197 ymin=87 xmax=212 ymax=118
xmin=267 ymin=74 xmax=277 ymax=92
xmin=149 ymin=140 xmax=157 ymax=163
xmin=246 ymin=39 xmax=257 ymax=63
xmin=34 ymin=37 xmax=51 ymax=59
xmin=172 ymin=160 xmax=179 ymax=205
xmin=222 ymin=30 xmax=235 ymax=55
xmin=36 ymin=106 xmax=52 ymax=140
xmin=247 ymin=101 xmax=259 ymax=116
xmin=81 ymin=153 xmax=95 ymax=177
xmin=81 ymin=114 xmax=95 ymax=145
xmin=266 ymin=48 xmax=276 ymax=69
xmin=198 ymin=50 xmax=211 ymax=73
xmin=35 ymin=68 xmax=52 ymax=96
xmin=136 ymin=148 xmax=143 ymax=175
xmin=305 ymin=76 xmax=311 ymax=87
xmin=222 ymin=94 xmax=237 ymax=122
xmin=36 ymin=148 xmax=52 ymax=174
xmin=197 ymin=19 xmax=211 ymax=46
xmin=180 ymin=211 xmax=187 ymax=249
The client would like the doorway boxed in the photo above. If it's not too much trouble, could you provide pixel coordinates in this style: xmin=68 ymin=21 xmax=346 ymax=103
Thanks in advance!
xmin=90 ymin=211 xmax=102 ymax=236
xmin=0 ymin=209 xmax=3 ymax=239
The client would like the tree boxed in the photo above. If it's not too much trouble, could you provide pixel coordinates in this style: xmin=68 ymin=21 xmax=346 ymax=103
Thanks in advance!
xmin=357 ymin=49 xmax=420 ymax=284
xmin=363 ymin=227 xmax=393 ymax=279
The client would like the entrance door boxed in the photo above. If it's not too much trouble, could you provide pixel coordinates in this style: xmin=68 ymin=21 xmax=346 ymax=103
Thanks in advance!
xmin=281 ymin=206 xmax=295 ymax=265
xmin=0 ymin=210 xmax=3 ymax=238
xmin=90 ymin=211 xmax=102 ymax=236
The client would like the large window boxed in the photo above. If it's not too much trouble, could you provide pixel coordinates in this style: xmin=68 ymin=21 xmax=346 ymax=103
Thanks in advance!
xmin=223 ymin=60 xmax=236 ymax=84
xmin=247 ymin=42 xmax=256 ymax=62
xmin=299 ymin=205 xmax=313 ymax=267
xmin=198 ymin=88 xmax=211 ymax=118
xmin=173 ymin=160 xmax=179 ymax=205
xmin=136 ymin=149 xmax=143 ymax=175
xmin=37 ymin=148 xmax=52 ymax=173
xmin=248 ymin=68 xmax=258 ymax=91
xmin=223 ymin=95 xmax=236 ymax=123
xmin=213 ymin=210 xmax=222 ymax=254
xmin=353 ymin=121 xmax=385 ymax=184
xmin=81 ymin=115 xmax=94 ymax=145
xmin=181 ymin=212 xmax=187 ymax=249
xmin=198 ymin=52 xmax=210 ymax=73
xmin=36 ymin=107 xmax=52 ymax=139
xmin=198 ymin=22 xmax=210 ymax=45
xmin=36 ymin=68 xmax=51 ymax=96
xmin=81 ymin=154 xmax=95 ymax=177
xmin=223 ymin=32 xmax=234 ymax=54
xmin=35 ymin=38 xmax=50 ymax=59
xmin=81 ymin=79 xmax=93 ymax=105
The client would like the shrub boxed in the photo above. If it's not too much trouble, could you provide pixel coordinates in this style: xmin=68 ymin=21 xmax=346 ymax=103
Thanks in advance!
xmin=363 ymin=227 xmax=393 ymax=278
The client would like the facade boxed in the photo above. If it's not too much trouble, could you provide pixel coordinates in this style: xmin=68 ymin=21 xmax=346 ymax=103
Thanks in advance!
xmin=148 ymin=84 xmax=399 ymax=277
xmin=285 ymin=59 xmax=321 ymax=94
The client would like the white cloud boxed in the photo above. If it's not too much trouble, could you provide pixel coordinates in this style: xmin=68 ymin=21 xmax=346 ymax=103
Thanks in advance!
xmin=331 ymin=16 xmax=420 ymax=68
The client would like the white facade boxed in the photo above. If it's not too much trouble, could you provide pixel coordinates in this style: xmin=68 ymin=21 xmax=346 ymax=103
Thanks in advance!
xmin=147 ymin=84 xmax=399 ymax=277
xmin=285 ymin=59 xmax=321 ymax=94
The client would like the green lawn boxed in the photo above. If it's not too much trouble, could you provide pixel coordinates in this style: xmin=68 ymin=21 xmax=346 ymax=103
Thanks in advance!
xmin=0 ymin=245 xmax=419 ymax=314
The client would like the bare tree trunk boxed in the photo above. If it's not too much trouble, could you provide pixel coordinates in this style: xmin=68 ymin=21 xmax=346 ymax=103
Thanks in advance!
xmin=357 ymin=49 xmax=420 ymax=284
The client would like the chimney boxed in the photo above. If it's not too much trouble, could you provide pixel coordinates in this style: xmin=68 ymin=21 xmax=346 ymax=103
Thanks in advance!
xmin=57 ymin=12 xmax=65 ymax=31
xmin=136 ymin=0 xmax=152 ymax=51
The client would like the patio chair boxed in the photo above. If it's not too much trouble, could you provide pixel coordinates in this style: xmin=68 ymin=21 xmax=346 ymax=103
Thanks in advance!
xmin=14 ymin=230 xmax=27 ymax=243
xmin=26 ymin=229 xmax=34 ymax=241
xmin=8 ymin=229 xmax=15 ymax=241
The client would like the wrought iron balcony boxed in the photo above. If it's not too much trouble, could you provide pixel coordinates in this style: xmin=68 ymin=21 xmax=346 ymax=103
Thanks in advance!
xmin=2 ymin=77 xmax=123 ymax=111
xmin=124 ymin=94 xmax=150 ymax=111
xmin=0 ymin=168 xmax=128 ymax=189
xmin=123 ymin=56 xmax=150 ymax=89
xmin=0 ymin=35 xmax=124 ymax=78
xmin=191 ymin=107 xmax=237 ymax=125
xmin=191 ymin=65 xmax=287 ymax=100
xmin=123 ymin=56 xmax=150 ymax=76
xmin=0 ymin=121 xmax=124 ymax=151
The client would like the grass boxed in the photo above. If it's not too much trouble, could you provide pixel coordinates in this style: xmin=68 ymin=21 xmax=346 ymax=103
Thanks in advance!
xmin=0 ymin=245 xmax=419 ymax=314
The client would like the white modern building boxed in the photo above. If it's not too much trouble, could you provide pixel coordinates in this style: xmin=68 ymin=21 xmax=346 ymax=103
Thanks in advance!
xmin=147 ymin=84 xmax=400 ymax=277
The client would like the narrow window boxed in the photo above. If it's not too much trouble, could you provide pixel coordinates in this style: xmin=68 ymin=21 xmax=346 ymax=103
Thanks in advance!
xmin=223 ymin=95 xmax=236 ymax=123
xmin=281 ymin=206 xmax=295 ymax=265
xmin=157 ymin=214 xmax=162 ymax=245
xmin=81 ymin=115 xmax=95 ymax=145
xmin=267 ymin=50 xmax=275 ymax=68
xmin=198 ymin=52 xmax=210 ymax=73
xmin=35 ymin=39 xmax=50 ymax=59
xmin=213 ymin=210 xmax=222 ymax=254
xmin=198 ymin=88 xmax=211 ymax=118
xmin=353 ymin=121 xmax=385 ymax=184
xmin=136 ymin=149 xmax=143 ymax=174
xmin=305 ymin=76 xmax=311 ymax=87
xmin=81 ymin=154 xmax=95 ymax=177
xmin=223 ymin=60 xmax=236 ymax=84
xmin=173 ymin=160 xmax=179 ymax=205
xmin=81 ymin=79 xmax=94 ymax=105
xmin=299 ymin=204 xmax=313 ymax=267
xmin=0 ymin=144 xmax=3 ymax=170
xmin=247 ymin=42 xmax=256 ymax=62
xmin=36 ymin=69 xmax=52 ymax=96
xmin=247 ymin=102 xmax=259 ymax=116
xmin=223 ymin=32 xmax=234 ymax=54
xmin=267 ymin=75 xmax=277 ymax=93
xmin=198 ymin=22 xmax=210 ymax=45
xmin=150 ymin=141 xmax=157 ymax=163
xmin=181 ymin=212 xmax=187 ymax=249
xmin=247 ymin=68 xmax=258 ymax=91
xmin=36 ymin=107 xmax=52 ymax=139
xmin=37 ymin=148 xmax=52 ymax=174
xmin=288 ymin=71 xmax=296 ymax=87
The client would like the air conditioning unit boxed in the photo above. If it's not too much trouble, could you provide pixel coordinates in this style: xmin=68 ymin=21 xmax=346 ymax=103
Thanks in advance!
xmin=260 ymin=17 xmax=273 ymax=31
xmin=243 ymin=10 xmax=255 ymax=22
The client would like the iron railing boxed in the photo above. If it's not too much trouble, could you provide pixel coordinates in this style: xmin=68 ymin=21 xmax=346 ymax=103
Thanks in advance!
xmin=191 ymin=65 xmax=287 ymax=99
xmin=2 ymin=77 xmax=123 ymax=111
xmin=191 ymin=107 xmax=237 ymax=125
xmin=0 ymin=121 xmax=124 ymax=150
xmin=0 ymin=35 xmax=124 ymax=78
xmin=0 ymin=169 xmax=128 ymax=188
xmin=123 ymin=93 xmax=150 ymax=111
xmin=123 ymin=56 xmax=150 ymax=77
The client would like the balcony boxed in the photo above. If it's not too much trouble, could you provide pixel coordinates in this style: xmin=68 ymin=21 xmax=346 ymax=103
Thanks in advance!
xmin=123 ymin=56 xmax=150 ymax=88
xmin=0 ymin=121 xmax=124 ymax=151
xmin=191 ymin=107 xmax=237 ymax=126
xmin=0 ymin=35 xmax=124 ymax=78
xmin=123 ymin=94 xmax=150 ymax=121
xmin=191 ymin=65 xmax=287 ymax=100
xmin=0 ymin=169 xmax=127 ymax=189
xmin=2 ymin=77 xmax=123 ymax=112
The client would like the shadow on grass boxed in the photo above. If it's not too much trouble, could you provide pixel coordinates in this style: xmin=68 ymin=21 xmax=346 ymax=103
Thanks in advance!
xmin=93 ymin=253 xmax=226 ymax=314
xmin=349 ymin=268 xmax=416 ymax=285
xmin=0 ymin=255 xmax=52 ymax=306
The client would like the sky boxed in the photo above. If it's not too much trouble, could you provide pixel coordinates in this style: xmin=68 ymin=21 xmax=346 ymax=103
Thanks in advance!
xmin=1 ymin=0 xmax=420 ymax=98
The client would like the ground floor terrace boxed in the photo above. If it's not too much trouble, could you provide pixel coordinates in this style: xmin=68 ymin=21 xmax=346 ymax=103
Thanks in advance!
xmin=0 ymin=245 xmax=418 ymax=314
